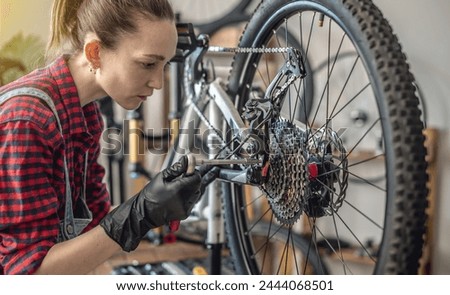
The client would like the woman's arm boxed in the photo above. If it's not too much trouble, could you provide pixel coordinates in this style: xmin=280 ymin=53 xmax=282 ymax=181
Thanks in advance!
xmin=34 ymin=226 xmax=121 ymax=275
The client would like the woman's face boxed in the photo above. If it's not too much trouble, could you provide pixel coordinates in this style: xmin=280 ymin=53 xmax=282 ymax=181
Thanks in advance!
xmin=97 ymin=16 xmax=177 ymax=110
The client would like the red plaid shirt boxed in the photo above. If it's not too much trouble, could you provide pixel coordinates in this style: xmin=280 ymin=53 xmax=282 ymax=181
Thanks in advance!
xmin=0 ymin=56 xmax=111 ymax=274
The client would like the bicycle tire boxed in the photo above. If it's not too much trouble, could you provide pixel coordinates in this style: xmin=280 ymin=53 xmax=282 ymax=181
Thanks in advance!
xmin=224 ymin=0 xmax=428 ymax=275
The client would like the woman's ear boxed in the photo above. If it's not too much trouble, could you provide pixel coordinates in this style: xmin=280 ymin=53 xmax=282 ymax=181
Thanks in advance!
xmin=85 ymin=40 xmax=101 ymax=70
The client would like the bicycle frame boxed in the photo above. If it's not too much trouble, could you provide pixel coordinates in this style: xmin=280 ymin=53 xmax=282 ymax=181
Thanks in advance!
xmin=163 ymin=23 xmax=307 ymax=274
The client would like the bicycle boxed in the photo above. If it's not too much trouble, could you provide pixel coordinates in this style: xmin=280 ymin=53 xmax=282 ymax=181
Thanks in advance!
xmin=112 ymin=0 xmax=428 ymax=275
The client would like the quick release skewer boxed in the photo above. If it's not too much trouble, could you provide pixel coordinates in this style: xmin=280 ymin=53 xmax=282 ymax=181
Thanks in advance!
xmin=185 ymin=153 xmax=262 ymax=175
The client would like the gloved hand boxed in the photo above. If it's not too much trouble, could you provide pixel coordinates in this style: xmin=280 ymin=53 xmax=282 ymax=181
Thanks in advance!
xmin=100 ymin=155 xmax=218 ymax=252
xmin=197 ymin=164 xmax=220 ymax=195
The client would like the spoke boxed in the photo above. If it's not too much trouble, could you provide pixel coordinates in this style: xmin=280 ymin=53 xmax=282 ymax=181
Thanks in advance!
xmin=304 ymin=79 xmax=370 ymax=145
xmin=341 ymin=118 xmax=381 ymax=164
xmin=264 ymin=52 xmax=271 ymax=88
xmin=299 ymin=12 xmax=303 ymax=53
xmin=329 ymin=55 xmax=361 ymax=118
xmin=344 ymin=169 xmax=387 ymax=192
xmin=246 ymin=207 xmax=273 ymax=233
xmin=314 ymin=177 xmax=344 ymax=200
xmin=290 ymin=79 xmax=305 ymax=123
xmin=252 ymin=224 xmax=284 ymax=256
xmin=284 ymin=19 xmax=293 ymax=118
xmin=255 ymin=65 xmax=270 ymax=89
xmin=331 ymin=210 xmax=347 ymax=274
xmin=310 ymin=32 xmax=347 ymax=127
xmin=260 ymin=214 xmax=275 ymax=274
xmin=332 ymin=208 xmax=378 ymax=263
xmin=343 ymin=199 xmax=384 ymax=230
xmin=289 ymin=13 xmax=310 ymax=126
xmin=307 ymin=220 xmax=355 ymax=274
xmin=348 ymin=153 xmax=385 ymax=168
xmin=326 ymin=18 xmax=332 ymax=121
xmin=288 ymin=229 xmax=301 ymax=275
xmin=330 ymin=82 xmax=371 ymax=119
xmin=276 ymin=230 xmax=291 ymax=274
xmin=274 ymin=26 xmax=287 ymax=60
xmin=285 ymin=18 xmax=289 ymax=48
xmin=302 ymin=219 xmax=325 ymax=274
xmin=304 ymin=12 xmax=316 ymax=59
xmin=242 ymin=193 xmax=266 ymax=209
xmin=317 ymin=161 xmax=387 ymax=192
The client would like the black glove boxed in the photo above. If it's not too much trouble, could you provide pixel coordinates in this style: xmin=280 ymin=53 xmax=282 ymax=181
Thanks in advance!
xmin=198 ymin=164 xmax=220 ymax=195
xmin=100 ymin=156 xmax=218 ymax=252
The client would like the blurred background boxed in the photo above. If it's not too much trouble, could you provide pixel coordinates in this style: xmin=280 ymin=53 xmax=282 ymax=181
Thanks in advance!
xmin=1 ymin=0 xmax=449 ymax=274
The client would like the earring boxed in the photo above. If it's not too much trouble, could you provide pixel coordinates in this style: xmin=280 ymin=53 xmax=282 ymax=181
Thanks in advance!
xmin=89 ymin=64 xmax=97 ymax=74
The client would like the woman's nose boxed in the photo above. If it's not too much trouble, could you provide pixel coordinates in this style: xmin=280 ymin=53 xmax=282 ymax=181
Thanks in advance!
xmin=147 ymin=71 xmax=164 ymax=90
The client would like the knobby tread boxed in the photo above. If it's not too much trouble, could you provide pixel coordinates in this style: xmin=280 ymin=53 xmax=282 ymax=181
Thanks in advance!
xmin=342 ymin=0 xmax=428 ymax=274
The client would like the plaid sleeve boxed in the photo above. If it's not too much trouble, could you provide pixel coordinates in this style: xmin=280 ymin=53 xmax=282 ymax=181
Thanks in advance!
xmin=83 ymin=142 xmax=111 ymax=232
xmin=82 ymin=104 xmax=111 ymax=232
xmin=0 ymin=119 xmax=61 ymax=274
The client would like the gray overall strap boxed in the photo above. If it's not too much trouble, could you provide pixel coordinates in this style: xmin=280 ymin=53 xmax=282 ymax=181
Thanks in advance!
xmin=0 ymin=87 xmax=63 ymax=132
xmin=0 ymin=87 xmax=78 ymax=240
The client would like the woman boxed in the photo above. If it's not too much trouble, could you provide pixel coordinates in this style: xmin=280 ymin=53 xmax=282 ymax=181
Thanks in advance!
xmin=0 ymin=0 xmax=215 ymax=274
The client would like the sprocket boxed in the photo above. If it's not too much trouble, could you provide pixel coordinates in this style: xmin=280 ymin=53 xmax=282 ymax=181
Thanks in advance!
xmin=262 ymin=119 xmax=306 ymax=225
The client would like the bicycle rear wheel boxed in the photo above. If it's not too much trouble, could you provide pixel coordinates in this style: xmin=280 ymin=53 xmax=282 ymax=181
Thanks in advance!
xmin=224 ymin=0 xmax=428 ymax=274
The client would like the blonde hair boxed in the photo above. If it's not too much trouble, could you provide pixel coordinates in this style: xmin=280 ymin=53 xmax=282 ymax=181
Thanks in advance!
xmin=46 ymin=0 xmax=175 ymax=61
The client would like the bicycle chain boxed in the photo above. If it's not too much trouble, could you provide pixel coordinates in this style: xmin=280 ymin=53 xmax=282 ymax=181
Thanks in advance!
xmin=208 ymin=46 xmax=293 ymax=54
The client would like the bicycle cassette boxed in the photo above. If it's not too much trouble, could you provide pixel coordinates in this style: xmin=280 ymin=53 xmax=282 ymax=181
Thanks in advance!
xmin=262 ymin=118 xmax=307 ymax=225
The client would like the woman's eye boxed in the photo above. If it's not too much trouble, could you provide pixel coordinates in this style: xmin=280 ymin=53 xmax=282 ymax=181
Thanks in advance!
xmin=142 ymin=63 xmax=156 ymax=69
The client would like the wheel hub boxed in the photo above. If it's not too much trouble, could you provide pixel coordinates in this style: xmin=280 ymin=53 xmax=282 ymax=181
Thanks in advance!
xmin=303 ymin=127 xmax=349 ymax=217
